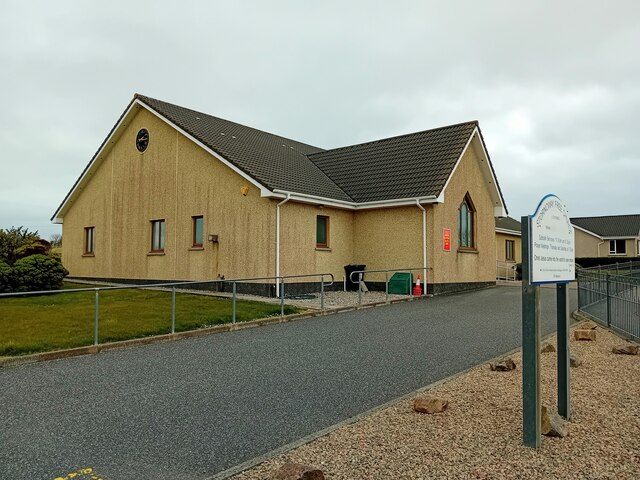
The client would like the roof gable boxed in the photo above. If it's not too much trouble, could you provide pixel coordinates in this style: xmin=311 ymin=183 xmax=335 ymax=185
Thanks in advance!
xmin=308 ymin=122 xmax=477 ymax=202
xmin=571 ymin=214 xmax=640 ymax=238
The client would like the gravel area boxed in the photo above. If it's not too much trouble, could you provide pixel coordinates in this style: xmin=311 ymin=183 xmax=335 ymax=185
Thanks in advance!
xmin=233 ymin=322 xmax=640 ymax=479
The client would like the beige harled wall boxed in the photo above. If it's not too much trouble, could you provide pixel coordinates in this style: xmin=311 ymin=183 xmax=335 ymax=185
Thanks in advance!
xmin=278 ymin=202 xmax=354 ymax=281
xmin=63 ymin=108 xmax=277 ymax=281
xmin=428 ymin=142 xmax=496 ymax=284
xmin=574 ymin=229 xmax=603 ymax=258
xmin=353 ymin=206 xmax=427 ymax=283
xmin=496 ymin=232 xmax=521 ymax=264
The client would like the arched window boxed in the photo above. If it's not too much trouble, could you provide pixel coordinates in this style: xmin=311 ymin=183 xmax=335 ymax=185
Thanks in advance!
xmin=458 ymin=194 xmax=475 ymax=249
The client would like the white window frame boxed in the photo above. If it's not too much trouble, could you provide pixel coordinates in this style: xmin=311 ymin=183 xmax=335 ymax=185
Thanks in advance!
xmin=609 ymin=239 xmax=626 ymax=256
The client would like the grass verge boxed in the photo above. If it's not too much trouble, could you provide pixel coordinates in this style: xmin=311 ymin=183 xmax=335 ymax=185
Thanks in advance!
xmin=0 ymin=285 xmax=299 ymax=356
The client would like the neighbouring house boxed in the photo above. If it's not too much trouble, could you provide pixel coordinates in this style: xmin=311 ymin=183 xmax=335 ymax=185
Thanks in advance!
xmin=495 ymin=216 xmax=521 ymax=279
xmin=52 ymin=94 xmax=508 ymax=295
xmin=571 ymin=215 xmax=640 ymax=258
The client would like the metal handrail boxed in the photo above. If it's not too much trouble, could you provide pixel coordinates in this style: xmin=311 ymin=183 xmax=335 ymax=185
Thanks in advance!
xmin=348 ymin=267 xmax=427 ymax=305
xmin=0 ymin=272 xmax=334 ymax=346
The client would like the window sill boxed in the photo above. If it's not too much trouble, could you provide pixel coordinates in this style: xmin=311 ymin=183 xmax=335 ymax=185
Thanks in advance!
xmin=189 ymin=247 xmax=204 ymax=251
xmin=315 ymin=247 xmax=332 ymax=252
xmin=82 ymin=253 xmax=95 ymax=257
xmin=458 ymin=248 xmax=478 ymax=254
xmin=147 ymin=252 xmax=165 ymax=256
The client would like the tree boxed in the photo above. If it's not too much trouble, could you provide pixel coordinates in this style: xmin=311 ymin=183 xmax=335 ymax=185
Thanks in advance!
xmin=10 ymin=254 xmax=68 ymax=292
xmin=0 ymin=226 xmax=40 ymax=265
xmin=50 ymin=233 xmax=62 ymax=247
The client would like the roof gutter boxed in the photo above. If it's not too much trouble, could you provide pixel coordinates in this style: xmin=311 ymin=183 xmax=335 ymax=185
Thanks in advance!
xmin=271 ymin=189 xmax=439 ymax=210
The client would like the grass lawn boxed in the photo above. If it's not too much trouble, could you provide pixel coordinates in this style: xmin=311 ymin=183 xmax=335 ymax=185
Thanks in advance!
xmin=0 ymin=285 xmax=299 ymax=356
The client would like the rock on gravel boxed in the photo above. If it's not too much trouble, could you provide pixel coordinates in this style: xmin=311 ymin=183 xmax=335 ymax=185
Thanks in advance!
xmin=570 ymin=353 xmax=583 ymax=367
xmin=574 ymin=329 xmax=596 ymax=341
xmin=413 ymin=396 xmax=449 ymax=414
xmin=541 ymin=342 xmax=556 ymax=353
xmin=612 ymin=344 xmax=639 ymax=355
xmin=489 ymin=357 xmax=517 ymax=371
xmin=272 ymin=462 xmax=325 ymax=480
xmin=541 ymin=405 xmax=567 ymax=437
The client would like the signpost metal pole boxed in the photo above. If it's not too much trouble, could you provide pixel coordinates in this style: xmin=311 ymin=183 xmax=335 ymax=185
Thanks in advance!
xmin=557 ymin=282 xmax=570 ymax=420
xmin=522 ymin=215 xmax=541 ymax=448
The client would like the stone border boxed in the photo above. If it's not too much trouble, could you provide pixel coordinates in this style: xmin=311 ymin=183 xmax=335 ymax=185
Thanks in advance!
xmin=0 ymin=294 xmax=430 ymax=369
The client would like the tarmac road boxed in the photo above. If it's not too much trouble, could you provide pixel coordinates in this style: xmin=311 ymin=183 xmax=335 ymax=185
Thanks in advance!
xmin=0 ymin=286 xmax=576 ymax=479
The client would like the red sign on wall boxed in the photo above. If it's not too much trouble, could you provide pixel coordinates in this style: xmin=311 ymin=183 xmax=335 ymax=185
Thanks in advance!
xmin=443 ymin=229 xmax=451 ymax=251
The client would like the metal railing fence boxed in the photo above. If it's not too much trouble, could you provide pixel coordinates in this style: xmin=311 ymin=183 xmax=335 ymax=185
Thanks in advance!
xmin=0 ymin=273 xmax=334 ymax=347
xmin=348 ymin=267 xmax=427 ymax=305
xmin=496 ymin=261 xmax=517 ymax=281
xmin=577 ymin=268 xmax=640 ymax=342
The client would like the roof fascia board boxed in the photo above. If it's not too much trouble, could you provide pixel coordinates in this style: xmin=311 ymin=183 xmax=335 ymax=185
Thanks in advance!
xmin=439 ymin=127 xmax=506 ymax=218
xmin=602 ymin=236 xmax=637 ymax=240
xmin=572 ymin=224 xmax=603 ymax=240
xmin=138 ymin=101 xmax=273 ymax=197
xmin=272 ymin=189 xmax=439 ymax=210
xmin=496 ymin=227 xmax=521 ymax=236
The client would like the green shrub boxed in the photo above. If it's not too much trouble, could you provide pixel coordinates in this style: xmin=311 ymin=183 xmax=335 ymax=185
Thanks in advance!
xmin=0 ymin=261 xmax=12 ymax=293
xmin=0 ymin=226 xmax=40 ymax=265
xmin=11 ymin=254 xmax=69 ymax=292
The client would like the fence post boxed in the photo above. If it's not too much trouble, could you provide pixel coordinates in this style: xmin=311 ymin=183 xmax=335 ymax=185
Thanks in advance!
xmin=232 ymin=282 xmax=237 ymax=324
xmin=320 ymin=277 xmax=325 ymax=311
xmin=606 ymin=273 xmax=611 ymax=328
xmin=358 ymin=272 xmax=362 ymax=305
xmin=94 ymin=288 xmax=99 ymax=346
xmin=280 ymin=278 xmax=285 ymax=317
xmin=171 ymin=286 xmax=176 ymax=334
xmin=385 ymin=271 xmax=389 ymax=303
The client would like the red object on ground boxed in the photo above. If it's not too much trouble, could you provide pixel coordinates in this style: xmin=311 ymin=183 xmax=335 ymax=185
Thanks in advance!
xmin=413 ymin=274 xmax=422 ymax=296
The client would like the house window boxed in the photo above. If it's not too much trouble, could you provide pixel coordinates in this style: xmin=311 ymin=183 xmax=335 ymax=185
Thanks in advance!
xmin=192 ymin=216 xmax=204 ymax=247
xmin=84 ymin=227 xmax=95 ymax=255
xmin=316 ymin=215 xmax=329 ymax=248
xmin=609 ymin=239 xmax=626 ymax=255
xmin=458 ymin=194 xmax=475 ymax=249
xmin=151 ymin=219 xmax=166 ymax=253
xmin=506 ymin=239 xmax=515 ymax=261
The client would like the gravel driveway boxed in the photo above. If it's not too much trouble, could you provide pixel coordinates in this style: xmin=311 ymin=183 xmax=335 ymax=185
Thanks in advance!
xmin=0 ymin=286 xmax=575 ymax=479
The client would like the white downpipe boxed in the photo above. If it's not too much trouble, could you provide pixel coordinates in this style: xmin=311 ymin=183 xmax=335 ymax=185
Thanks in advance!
xmin=275 ymin=194 xmax=291 ymax=297
xmin=597 ymin=240 xmax=604 ymax=257
xmin=415 ymin=200 xmax=427 ymax=294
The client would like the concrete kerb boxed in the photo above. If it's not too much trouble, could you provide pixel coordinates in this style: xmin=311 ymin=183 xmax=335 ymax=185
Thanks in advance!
xmin=207 ymin=311 xmax=587 ymax=480
xmin=0 ymin=293 xmax=430 ymax=369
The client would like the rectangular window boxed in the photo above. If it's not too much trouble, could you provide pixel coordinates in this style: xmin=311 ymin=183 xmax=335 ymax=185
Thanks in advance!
xmin=151 ymin=219 xmax=166 ymax=253
xmin=506 ymin=239 xmax=515 ymax=261
xmin=316 ymin=215 xmax=329 ymax=248
xmin=84 ymin=227 xmax=95 ymax=255
xmin=192 ymin=216 xmax=204 ymax=247
xmin=609 ymin=239 xmax=626 ymax=255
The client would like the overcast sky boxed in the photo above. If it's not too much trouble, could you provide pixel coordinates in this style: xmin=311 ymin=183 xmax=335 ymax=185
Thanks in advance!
xmin=1 ymin=1 xmax=638 ymax=239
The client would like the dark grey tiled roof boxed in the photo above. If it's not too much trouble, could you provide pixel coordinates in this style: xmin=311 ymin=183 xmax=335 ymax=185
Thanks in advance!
xmin=308 ymin=121 xmax=479 ymax=202
xmin=571 ymin=215 xmax=640 ymax=237
xmin=136 ymin=95 xmax=353 ymax=202
xmin=496 ymin=216 xmax=521 ymax=233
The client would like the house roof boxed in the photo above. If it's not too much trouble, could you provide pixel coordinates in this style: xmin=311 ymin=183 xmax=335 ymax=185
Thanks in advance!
xmin=136 ymin=95 xmax=353 ymax=202
xmin=309 ymin=121 xmax=483 ymax=203
xmin=496 ymin=216 xmax=522 ymax=234
xmin=52 ymin=94 xmax=508 ymax=221
xmin=571 ymin=215 xmax=640 ymax=238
